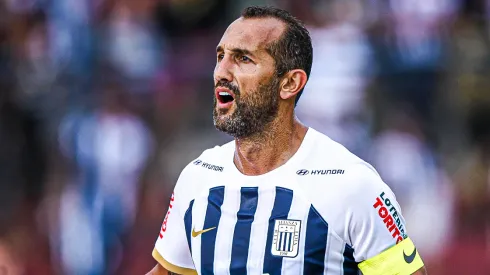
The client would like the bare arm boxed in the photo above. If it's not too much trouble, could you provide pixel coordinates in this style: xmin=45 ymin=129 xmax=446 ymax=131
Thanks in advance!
xmin=146 ymin=264 xmax=180 ymax=275
xmin=413 ymin=266 xmax=428 ymax=275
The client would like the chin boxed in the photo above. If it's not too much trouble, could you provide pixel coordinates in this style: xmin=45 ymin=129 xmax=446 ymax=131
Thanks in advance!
xmin=213 ymin=116 xmax=229 ymax=128
xmin=214 ymin=106 xmax=234 ymax=120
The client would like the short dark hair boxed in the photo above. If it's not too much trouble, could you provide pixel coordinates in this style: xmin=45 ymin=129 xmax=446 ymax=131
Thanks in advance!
xmin=241 ymin=6 xmax=313 ymax=106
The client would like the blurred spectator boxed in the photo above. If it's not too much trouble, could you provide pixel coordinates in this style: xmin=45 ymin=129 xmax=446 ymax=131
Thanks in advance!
xmin=435 ymin=102 xmax=490 ymax=274
xmin=55 ymin=78 xmax=154 ymax=275
xmin=12 ymin=11 xmax=62 ymax=130
xmin=0 ymin=86 xmax=48 ymax=274
xmin=368 ymin=111 xmax=454 ymax=260
xmin=0 ymin=85 xmax=46 ymax=230
xmin=46 ymin=0 xmax=93 ymax=76
xmin=296 ymin=0 xmax=373 ymax=155
xmin=370 ymin=0 xmax=460 ymax=145
xmin=453 ymin=103 xmax=490 ymax=240
xmin=101 ymin=0 xmax=163 ymax=83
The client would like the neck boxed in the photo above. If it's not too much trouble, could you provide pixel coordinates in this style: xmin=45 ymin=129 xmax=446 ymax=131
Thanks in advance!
xmin=233 ymin=115 xmax=308 ymax=176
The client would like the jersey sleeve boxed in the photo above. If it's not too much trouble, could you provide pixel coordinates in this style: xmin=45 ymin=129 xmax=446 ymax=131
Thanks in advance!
xmin=343 ymin=163 xmax=410 ymax=262
xmin=153 ymin=165 xmax=197 ymax=274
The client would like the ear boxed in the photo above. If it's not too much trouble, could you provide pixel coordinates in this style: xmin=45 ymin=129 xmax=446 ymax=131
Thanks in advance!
xmin=279 ymin=69 xmax=308 ymax=100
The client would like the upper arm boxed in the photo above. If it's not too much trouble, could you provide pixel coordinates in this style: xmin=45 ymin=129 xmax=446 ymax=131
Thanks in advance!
xmin=341 ymin=163 xmax=425 ymax=274
xmin=152 ymin=165 xmax=198 ymax=274
xmin=146 ymin=263 xmax=169 ymax=275
xmin=413 ymin=266 xmax=428 ymax=275
xmin=146 ymin=263 xmax=189 ymax=275
xmin=336 ymin=163 xmax=408 ymax=261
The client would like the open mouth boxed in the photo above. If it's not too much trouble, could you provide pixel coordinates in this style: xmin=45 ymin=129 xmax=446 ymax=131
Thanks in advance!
xmin=215 ymin=87 xmax=236 ymax=105
xmin=218 ymin=91 xmax=234 ymax=103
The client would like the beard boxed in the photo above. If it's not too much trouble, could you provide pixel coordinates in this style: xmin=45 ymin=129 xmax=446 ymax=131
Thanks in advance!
xmin=213 ymin=77 xmax=280 ymax=138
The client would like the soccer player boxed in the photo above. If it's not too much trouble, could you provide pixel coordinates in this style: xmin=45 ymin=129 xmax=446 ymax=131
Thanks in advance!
xmin=147 ymin=6 xmax=427 ymax=275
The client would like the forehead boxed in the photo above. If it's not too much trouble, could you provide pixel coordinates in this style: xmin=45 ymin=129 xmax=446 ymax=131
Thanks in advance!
xmin=218 ymin=17 xmax=285 ymax=53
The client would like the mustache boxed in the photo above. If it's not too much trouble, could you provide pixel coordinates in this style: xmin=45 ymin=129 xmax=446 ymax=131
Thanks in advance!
xmin=215 ymin=81 xmax=240 ymax=96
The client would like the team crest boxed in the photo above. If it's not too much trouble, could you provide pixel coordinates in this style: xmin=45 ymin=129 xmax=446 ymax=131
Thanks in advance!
xmin=271 ymin=219 xmax=301 ymax=258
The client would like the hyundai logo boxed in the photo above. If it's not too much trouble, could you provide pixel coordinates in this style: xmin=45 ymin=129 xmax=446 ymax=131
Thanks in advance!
xmin=296 ymin=169 xmax=309 ymax=176
xmin=193 ymin=160 xmax=202 ymax=165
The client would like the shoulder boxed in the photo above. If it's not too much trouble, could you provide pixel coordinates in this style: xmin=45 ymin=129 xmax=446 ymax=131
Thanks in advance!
xmin=305 ymin=129 xmax=390 ymax=204
xmin=305 ymin=128 xmax=366 ymax=165
xmin=173 ymin=140 xmax=234 ymax=198
xmin=304 ymin=130 xmax=407 ymax=253
xmin=299 ymin=128 xmax=381 ymax=183
xmin=304 ymin=156 xmax=387 ymax=214
xmin=180 ymin=140 xmax=234 ymax=175
xmin=169 ymin=140 xmax=234 ymax=214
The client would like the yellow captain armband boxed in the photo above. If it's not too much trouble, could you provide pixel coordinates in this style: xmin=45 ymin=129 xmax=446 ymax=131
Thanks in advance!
xmin=358 ymin=238 xmax=424 ymax=275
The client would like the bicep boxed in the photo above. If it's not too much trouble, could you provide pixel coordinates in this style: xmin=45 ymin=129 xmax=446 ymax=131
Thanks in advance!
xmin=146 ymin=263 xmax=186 ymax=275
xmin=346 ymin=172 xmax=408 ymax=261
xmin=413 ymin=266 xmax=428 ymax=275
xmin=146 ymin=263 xmax=170 ymax=275
xmin=336 ymin=164 xmax=426 ymax=274
xmin=152 ymin=191 xmax=196 ymax=273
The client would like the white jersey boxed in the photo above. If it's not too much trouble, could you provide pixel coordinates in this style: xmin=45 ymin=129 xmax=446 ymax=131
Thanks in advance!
xmin=154 ymin=128 xmax=408 ymax=275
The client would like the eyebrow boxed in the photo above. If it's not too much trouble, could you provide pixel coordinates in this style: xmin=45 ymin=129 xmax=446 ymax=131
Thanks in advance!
xmin=216 ymin=45 xmax=256 ymax=58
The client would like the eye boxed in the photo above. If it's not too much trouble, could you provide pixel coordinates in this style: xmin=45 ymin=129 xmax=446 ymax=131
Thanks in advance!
xmin=217 ymin=53 xmax=224 ymax=61
xmin=239 ymin=55 xmax=251 ymax=63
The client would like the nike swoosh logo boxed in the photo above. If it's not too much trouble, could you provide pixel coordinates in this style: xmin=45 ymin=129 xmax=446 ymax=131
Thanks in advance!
xmin=192 ymin=227 xmax=216 ymax=237
xmin=403 ymin=248 xmax=417 ymax=264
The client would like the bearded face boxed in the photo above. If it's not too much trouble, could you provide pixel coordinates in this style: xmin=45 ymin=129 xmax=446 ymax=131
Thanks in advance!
xmin=213 ymin=17 xmax=288 ymax=138
xmin=213 ymin=76 xmax=280 ymax=138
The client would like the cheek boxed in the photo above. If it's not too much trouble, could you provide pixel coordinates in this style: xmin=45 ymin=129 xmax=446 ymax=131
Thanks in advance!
xmin=238 ymin=64 xmax=258 ymax=75
xmin=236 ymin=67 xmax=275 ymax=94
xmin=236 ymin=79 xmax=253 ymax=96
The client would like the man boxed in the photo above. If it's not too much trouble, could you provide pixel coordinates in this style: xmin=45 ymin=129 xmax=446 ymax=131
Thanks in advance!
xmin=148 ymin=6 xmax=427 ymax=275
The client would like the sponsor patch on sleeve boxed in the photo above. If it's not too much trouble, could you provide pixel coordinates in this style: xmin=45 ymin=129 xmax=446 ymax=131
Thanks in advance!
xmin=373 ymin=192 xmax=407 ymax=244
xmin=159 ymin=192 xmax=175 ymax=239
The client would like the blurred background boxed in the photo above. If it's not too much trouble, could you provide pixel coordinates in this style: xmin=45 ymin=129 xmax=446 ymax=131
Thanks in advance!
xmin=0 ymin=0 xmax=489 ymax=274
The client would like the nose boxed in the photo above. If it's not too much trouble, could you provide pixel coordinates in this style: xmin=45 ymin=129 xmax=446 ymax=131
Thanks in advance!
xmin=214 ymin=57 xmax=233 ymax=83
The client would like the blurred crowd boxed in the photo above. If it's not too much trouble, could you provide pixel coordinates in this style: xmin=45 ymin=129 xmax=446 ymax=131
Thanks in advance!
xmin=0 ymin=0 xmax=489 ymax=274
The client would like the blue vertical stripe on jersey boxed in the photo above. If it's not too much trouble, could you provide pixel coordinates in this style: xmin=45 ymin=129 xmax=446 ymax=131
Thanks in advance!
xmin=263 ymin=187 xmax=294 ymax=275
xmin=201 ymin=186 xmax=225 ymax=275
xmin=230 ymin=187 xmax=259 ymax=275
xmin=342 ymin=244 xmax=358 ymax=275
xmin=303 ymin=206 xmax=329 ymax=275
xmin=184 ymin=199 xmax=195 ymax=254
